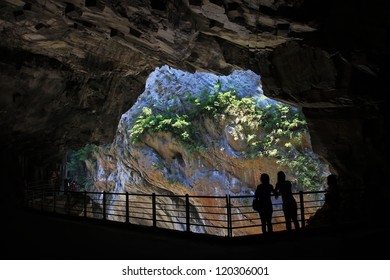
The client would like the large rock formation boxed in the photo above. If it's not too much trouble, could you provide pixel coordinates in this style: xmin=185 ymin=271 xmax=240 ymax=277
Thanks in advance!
xmin=0 ymin=0 xmax=389 ymax=222
xmin=83 ymin=66 xmax=325 ymax=234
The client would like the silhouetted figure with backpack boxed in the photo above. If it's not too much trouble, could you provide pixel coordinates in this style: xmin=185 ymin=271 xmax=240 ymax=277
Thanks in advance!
xmin=255 ymin=173 xmax=276 ymax=234
xmin=324 ymin=174 xmax=341 ymax=228
xmin=275 ymin=171 xmax=300 ymax=231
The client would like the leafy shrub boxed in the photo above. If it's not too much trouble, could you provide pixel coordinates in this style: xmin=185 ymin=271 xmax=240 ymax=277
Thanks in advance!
xmin=128 ymin=82 xmax=327 ymax=191
xmin=67 ymin=144 xmax=97 ymax=190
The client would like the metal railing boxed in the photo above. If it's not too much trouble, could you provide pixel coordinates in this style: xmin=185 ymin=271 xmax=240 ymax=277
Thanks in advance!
xmin=24 ymin=185 xmax=328 ymax=237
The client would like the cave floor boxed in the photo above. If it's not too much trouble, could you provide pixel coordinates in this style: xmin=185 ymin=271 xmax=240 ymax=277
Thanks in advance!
xmin=1 ymin=206 xmax=389 ymax=260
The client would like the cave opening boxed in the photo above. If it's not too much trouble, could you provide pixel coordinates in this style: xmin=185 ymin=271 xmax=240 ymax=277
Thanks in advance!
xmin=66 ymin=65 xmax=330 ymax=197
xmin=59 ymin=65 xmax=332 ymax=235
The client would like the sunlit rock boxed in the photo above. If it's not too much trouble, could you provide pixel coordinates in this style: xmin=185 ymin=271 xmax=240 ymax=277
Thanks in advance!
xmin=83 ymin=65 xmax=327 ymax=235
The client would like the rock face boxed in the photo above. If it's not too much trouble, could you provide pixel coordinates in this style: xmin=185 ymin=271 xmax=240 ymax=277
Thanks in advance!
xmin=0 ymin=0 xmax=389 ymax=222
xmin=86 ymin=66 xmax=325 ymax=235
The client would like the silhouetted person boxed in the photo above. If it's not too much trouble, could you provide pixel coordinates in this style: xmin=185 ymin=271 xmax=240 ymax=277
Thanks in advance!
xmin=324 ymin=174 xmax=340 ymax=228
xmin=70 ymin=181 xmax=79 ymax=192
xmin=255 ymin=173 xmax=275 ymax=234
xmin=275 ymin=171 xmax=300 ymax=231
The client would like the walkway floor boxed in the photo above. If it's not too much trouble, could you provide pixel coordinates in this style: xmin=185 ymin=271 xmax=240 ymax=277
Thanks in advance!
xmin=2 ymin=206 xmax=390 ymax=260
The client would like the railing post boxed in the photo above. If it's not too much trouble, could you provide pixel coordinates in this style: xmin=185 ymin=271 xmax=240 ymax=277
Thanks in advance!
xmin=125 ymin=192 xmax=129 ymax=223
xmin=83 ymin=191 xmax=87 ymax=218
xmin=299 ymin=191 xmax=305 ymax=228
xmin=152 ymin=193 xmax=156 ymax=227
xmin=185 ymin=194 xmax=190 ymax=232
xmin=41 ymin=190 xmax=44 ymax=211
xmin=53 ymin=191 xmax=56 ymax=214
xmin=24 ymin=189 xmax=27 ymax=208
xmin=229 ymin=195 xmax=233 ymax=237
xmin=102 ymin=191 xmax=106 ymax=220
xmin=67 ymin=192 xmax=70 ymax=216
xmin=226 ymin=195 xmax=232 ymax=238
xmin=31 ymin=191 xmax=35 ymax=209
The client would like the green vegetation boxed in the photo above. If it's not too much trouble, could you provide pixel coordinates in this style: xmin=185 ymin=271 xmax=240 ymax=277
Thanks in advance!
xmin=130 ymin=106 xmax=194 ymax=145
xmin=66 ymin=144 xmax=97 ymax=190
xmin=129 ymin=82 xmax=327 ymax=191
xmin=277 ymin=152 xmax=327 ymax=192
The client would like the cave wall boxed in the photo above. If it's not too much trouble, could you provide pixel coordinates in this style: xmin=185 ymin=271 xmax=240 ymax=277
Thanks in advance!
xmin=0 ymin=0 xmax=389 ymax=219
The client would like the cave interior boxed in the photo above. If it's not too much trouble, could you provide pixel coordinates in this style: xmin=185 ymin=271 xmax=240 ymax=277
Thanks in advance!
xmin=0 ymin=0 xmax=389 ymax=259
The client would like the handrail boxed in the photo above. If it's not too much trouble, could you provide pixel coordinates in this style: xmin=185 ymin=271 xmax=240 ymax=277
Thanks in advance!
xmin=24 ymin=186 xmax=361 ymax=237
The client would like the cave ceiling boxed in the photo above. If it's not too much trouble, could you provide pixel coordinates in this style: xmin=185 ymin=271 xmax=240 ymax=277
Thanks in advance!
xmin=0 ymin=0 xmax=389 ymax=186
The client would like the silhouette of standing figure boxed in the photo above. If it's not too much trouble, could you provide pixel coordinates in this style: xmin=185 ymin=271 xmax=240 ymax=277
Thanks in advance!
xmin=275 ymin=171 xmax=300 ymax=231
xmin=255 ymin=173 xmax=275 ymax=234
xmin=325 ymin=174 xmax=340 ymax=228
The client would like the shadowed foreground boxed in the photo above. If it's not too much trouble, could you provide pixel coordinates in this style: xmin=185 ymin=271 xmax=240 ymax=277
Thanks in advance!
xmin=2 ymin=206 xmax=389 ymax=260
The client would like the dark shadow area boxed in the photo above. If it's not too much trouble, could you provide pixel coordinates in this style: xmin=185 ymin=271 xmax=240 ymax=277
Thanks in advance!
xmin=1 ymin=206 xmax=389 ymax=260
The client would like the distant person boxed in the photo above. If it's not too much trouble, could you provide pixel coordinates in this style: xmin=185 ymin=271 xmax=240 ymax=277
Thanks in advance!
xmin=275 ymin=171 xmax=300 ymax=231
xmin=70 ymin=181 xmax=78 ymax=192
xmin=324 ymin=174 xmax=341 ymax=228
xmin=255 ymin=173 xmax=276 ymax=234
